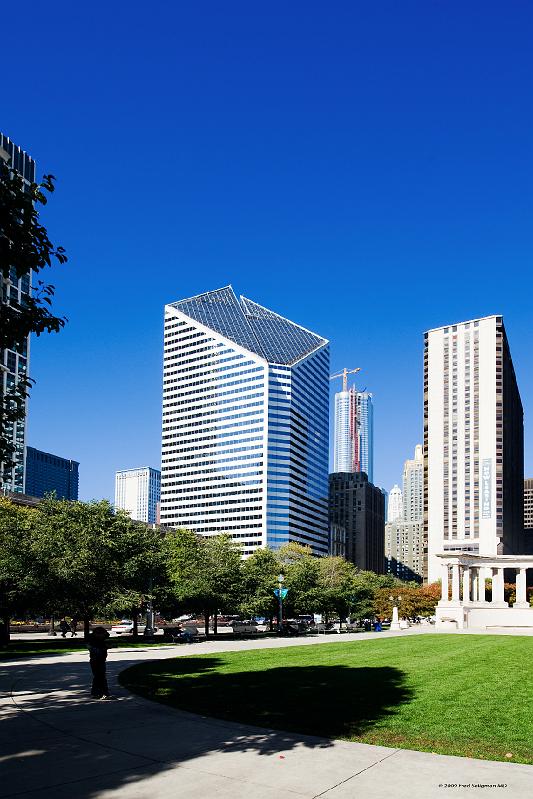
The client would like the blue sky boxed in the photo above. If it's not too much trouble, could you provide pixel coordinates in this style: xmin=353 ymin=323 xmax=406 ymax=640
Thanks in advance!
xmin=4 ymin=1 xmax=532 ymax=500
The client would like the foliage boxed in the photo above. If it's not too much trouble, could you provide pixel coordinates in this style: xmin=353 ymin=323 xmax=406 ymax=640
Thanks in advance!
xmin=0 ymin=499 xmax=37 ymax=643
xmin=239 ymin=548 xmax=279 ymax=619
xmin=373 ymin=582 xmax=441 ymax=619
xmin=0 ymin=156 xmax=67 ymax=478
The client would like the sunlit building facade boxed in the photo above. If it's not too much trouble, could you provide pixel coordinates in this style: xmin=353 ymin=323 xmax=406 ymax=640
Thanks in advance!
xmin=115 ymin=467 xmax=161 ymax=524
xmin=160 ymin=287 xmax=330 ymax=556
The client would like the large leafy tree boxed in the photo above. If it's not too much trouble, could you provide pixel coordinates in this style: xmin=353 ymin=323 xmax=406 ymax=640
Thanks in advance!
xmin=276 ymin=543 xmax=320 ymax=616
xmin=239 ymin=547 xmax=279 ymax=623
xmin=0 ymin=155 xmax=67 ymax=479
xmin=0 ymin=498 xmax=37 ymax=644
xmin=165 ymin=530 xmax=243 ymax=635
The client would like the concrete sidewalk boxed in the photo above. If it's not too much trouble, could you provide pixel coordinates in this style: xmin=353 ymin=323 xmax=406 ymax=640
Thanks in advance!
xmin=0 ymin=631 xmax=531 ymax=799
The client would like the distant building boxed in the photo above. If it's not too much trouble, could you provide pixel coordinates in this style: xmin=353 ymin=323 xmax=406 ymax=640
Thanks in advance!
xmin=387 ymin=484 xmax=403 ymax=523
xmin=356 ymin=392 xmax=374 ymax=482
xmin=0 ymin=133 xmax=36 ymax=494
xmin=25 ymin=446 xmax=79 ymax=500
xmin=333 ymin=389 xmax=373 ymax=482
xmin=115 ymin=467 xmax=161 ymax=524
xmin=329 ymin=472 xmax=385 ymax=573
xmin=403 ymin=444 xmax=423 ymax=523
xmin=385 ymin=520 xmax=423 ymax=583
xmin=424 ymin=315 xmax=524 ymax=583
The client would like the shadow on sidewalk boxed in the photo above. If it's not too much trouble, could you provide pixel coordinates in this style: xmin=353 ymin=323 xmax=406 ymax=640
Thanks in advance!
xmin=0 ymin=653 xmax=412 ymax=798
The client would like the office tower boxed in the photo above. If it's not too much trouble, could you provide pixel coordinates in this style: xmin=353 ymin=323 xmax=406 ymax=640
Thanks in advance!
xmin=25 ymin=447 xmax=79 ymax=500
xmin=387 ymin=484 xmax=403 ymax=522
xmin=385 ymin=520 xmax=423 ymax=582
xmin=333 ymin=389 xmax=373 ymax=481
xmin=160 ymin=287 xmax=329 ymax=556
xmin=0 ymin=133 xmax=36 ymax=493
xmin=356 ymin=392 xmax=374 ymax=482
xmin=424 ymin=315 xmax=524 ymax=583
xmin=525 ymin=479 xmax=533 ymax=551
xmin=329 ymin=472 xmax=385 ymax=572
xmin=403 ymin=444 xmax=423 ymax=522
xmin=115 ymin=467 xmax=161 ymax=524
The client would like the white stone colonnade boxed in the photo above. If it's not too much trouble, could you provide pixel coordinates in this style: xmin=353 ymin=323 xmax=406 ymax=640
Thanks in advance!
xmin=436 ymin=553 xmax=533 ymax=630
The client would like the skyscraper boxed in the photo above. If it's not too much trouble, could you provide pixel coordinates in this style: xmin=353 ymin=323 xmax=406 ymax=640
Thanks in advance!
xmin=160 ymin=286 xmax=330 ymax=556
xmin=25 ymin=447 xmax=79 ymax=500
xmin=403 ymin=444 xmax=423 ymax=523
xmin=115 ymin=467 xmax=161 ymax=524
xmin=387 ymin=484 xmax=403 ymax=522
xmin=525 ymin=478 xmax=533 ymax=552
xmin=0 ymin=133 xmax=36 ymax=494
xmin=329 ymin=472 xmax=385 ymax=572
xmin=356 ymin=392 xmax=374 ymax=482
xmin=424 ymin=315 xmax=524 ymax=583
xmin=333 ymin=388 xmax=373 ymax=481
xmin=385 ymin=520 xmax=423 ymax=582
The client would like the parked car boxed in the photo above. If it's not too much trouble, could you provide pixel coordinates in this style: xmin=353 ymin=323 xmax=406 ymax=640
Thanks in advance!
xmin=229 ymin=619 xmax=258 ymax=634
xmin=110 ymin=620 xmax=157 ymax=635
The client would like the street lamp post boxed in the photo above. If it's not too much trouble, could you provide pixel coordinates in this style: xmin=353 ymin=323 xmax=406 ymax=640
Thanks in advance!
xmin=389 ymin=594 xmax=402 ymax=631
xmin=277 ymin=573 xmax=284 ymax=635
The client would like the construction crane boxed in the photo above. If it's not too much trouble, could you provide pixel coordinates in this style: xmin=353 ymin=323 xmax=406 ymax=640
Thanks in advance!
xmin=329 ymin=367 xmax=361 ymax=392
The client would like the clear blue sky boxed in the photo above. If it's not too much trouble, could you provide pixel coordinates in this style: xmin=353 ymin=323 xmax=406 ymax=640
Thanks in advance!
xmin=3 ymin=1 xmax=532 ymax=500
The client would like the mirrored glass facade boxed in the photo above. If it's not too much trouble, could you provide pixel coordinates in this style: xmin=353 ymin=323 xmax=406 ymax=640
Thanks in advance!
xmin=161 ymin=286 xmax=329 ymax=556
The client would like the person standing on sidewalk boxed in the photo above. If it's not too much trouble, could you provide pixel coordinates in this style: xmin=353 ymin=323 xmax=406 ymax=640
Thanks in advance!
xmin=86 ymin=627 xmax=115 ymax=700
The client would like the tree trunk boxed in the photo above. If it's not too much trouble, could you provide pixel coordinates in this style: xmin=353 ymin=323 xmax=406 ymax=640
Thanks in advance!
xmin=0 ymin=610 xmax=10 ymax=646
xmin=213 ymin=612 xmax=218 ymax=635
xmin=83 ymin=616 xmax=90 ymax=639
xmin=48 ymin=614 xmax=57 ymax=636
xmin=132 ymin=612 xmax=138 ymax=639
xmin=204 ymin=612 xmax=209 ymax=637
xmin=269 ymin=615 xmax=274 ymax=632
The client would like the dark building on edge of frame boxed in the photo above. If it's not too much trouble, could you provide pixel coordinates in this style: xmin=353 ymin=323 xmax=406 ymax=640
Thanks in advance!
xmin=329 ymin=472 xmax=385 ymax=573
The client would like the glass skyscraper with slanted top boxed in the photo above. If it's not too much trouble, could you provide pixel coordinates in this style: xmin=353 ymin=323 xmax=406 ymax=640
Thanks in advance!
xmin=160 ymin=286 xmax=330 ymax=556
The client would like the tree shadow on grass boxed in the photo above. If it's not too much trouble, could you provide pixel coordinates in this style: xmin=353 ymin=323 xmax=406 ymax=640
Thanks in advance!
xmin=120 ymin=655 xmax=413 ymax=739
xmin=0 ymin=652 xmax=413 ymax=799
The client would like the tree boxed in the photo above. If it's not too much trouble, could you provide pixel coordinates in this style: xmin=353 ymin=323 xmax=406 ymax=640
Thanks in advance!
xmin=276 ymin=543 xmax=320 ymax=617
xmin=315 ymin=556 xmax=360 ymax=624
xmin=0 ymin=155 xmax=67 ymax=480
xmin=373 ymin=582 xmax=441 ymax=620
xmin=240 ymin=548 xmax=279 ymax=623
xmin=165 ymin=531 xmax=243 ymax=635
xmin=0 ymin=498 xmax=36 ymax=644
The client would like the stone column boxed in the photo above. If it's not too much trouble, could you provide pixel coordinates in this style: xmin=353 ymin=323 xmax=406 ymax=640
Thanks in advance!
xmin=441 ymin=563 xmax=449 ymax=602
xmin=478 ymin=568 xmax=486 ymax=603
xmin=515 ymin=568 xmax=529 ymax=608
xmin=462 ymin=567 xmax=471 ymax=603
xmin=472 ymin=569 xmax=479 ymax=602
xmin=451 ymin=564 xmax=460 ymax=602
xmin=491 ymin=567 xmax=506 ymax=605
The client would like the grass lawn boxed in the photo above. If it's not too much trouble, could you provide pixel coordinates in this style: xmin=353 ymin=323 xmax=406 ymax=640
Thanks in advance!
xmin=0 ymin=638 xmax=175 ymax=660
xmin=119 ymin=634 xmax=533 ymax=764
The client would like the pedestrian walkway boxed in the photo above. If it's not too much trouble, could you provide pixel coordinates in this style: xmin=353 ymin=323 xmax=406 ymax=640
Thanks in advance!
xmin=1 ymin=631 xmax=531 ymax=798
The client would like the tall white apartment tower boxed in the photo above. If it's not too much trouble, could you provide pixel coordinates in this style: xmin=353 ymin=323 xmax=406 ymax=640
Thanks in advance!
xmin=424 ymin=315 xmax=524 ymax=583
xmin=115 ymin=467 xmax=161 ymax=524
xmin=403 ymin=444 xmax=423 ymax=523
xmin=160 ymin=287 xmax=330 ymax=556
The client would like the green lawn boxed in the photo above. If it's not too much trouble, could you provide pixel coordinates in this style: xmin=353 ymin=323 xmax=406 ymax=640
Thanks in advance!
xmin=119 ymin=634 xmax=533 ymax=764
xmin=0 ymin=638 xmax=175 ymax=660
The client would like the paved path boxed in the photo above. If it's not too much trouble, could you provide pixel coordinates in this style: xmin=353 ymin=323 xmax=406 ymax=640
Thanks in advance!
xmin=1 ymin=631 xmax=531 ymax=799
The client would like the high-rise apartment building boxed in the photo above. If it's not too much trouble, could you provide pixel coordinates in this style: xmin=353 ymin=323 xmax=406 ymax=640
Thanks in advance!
xmin=403 ymin=444 xmax=423 ymax=522
xmin=525 ymin=478 xmax=533 ymax=552
xmin=115 ymin=467 xmax=161 ymax=524
xmin=0 ymin=134 xmax=35 ymax=494
xmin=25 ymin=447 xmax=79 ymax=500
xmin=333 ymin=389 xmax=373 ymax=481
xmin=424 ymin=315 xmax=524 ymax=583
xmin=160 ymin=287 xmax=330 ymax=556
xmin=385 ymin=520 xmax=423 ymax=582
xmin=329 ymin=472 xmax=385 ymax=572
xmin=387 ymin=484 xmax=403 ymax=522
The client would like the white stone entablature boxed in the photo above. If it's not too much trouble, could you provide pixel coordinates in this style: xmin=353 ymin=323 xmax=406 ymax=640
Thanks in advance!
xmin=436 ymin=552 xmax=533 ymax=630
